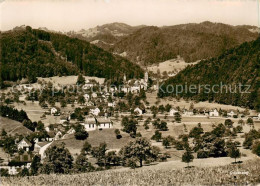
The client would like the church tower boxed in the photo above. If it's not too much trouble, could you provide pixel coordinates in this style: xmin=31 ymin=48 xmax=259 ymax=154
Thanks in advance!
xmin=144 ymin=71 xmax=148 ymax=83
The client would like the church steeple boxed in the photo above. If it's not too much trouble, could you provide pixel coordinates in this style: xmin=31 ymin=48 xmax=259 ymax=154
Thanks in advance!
xmin=144 ymin=71 xmax=148 ymax=83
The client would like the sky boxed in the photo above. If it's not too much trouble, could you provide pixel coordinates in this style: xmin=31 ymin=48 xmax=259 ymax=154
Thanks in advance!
xmin=0 ymin=0 xmax=259 ymax=32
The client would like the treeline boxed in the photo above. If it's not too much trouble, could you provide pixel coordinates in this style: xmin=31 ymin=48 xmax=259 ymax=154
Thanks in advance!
xmin=0 ymin=26 xmax=144 ymax=85
xmin=0 ymin=105 xmax=29 ymax=122
xmin=158 ymin=37 xmax=260 ymax=111
xmin=112 ymin=22 xmax=258 ymax=65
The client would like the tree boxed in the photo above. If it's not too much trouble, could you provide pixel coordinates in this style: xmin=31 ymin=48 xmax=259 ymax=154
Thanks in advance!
xmin=151 ymin=130 xmax=162 ymax=142
xmin=228 ymin=145 xmax=241 ymax=163
xmin=119 ymin=138 xmax=159 ymax=167
xmin=31 ymin=155 xmax=41 ymax=175
xmin=121 ymin=116 xmax=138 ymax=137
xmin=78 ymin=95 xmax=85 ymax=105
xmin=74 ymin=124 xmax=88 ymax=140
xmin=114 ymin=129 xmax=122 ymax=139
xmin=247 ymin=118 xmax=254 ymax=128
xmin=107 ymin=151 xmax=121 ymax=165
xmin=74 ymin=153 xmax=93 ymax=173
xmin=224 ymin=119 xmax=233 ymax=128
xmin=252 ymin=140 xmax=260 ymax=157
xmin=41 ymin=144 xmax=73 ymax=174
xmin=162 ymin=138 xmax=170 ymax=148
xmin=91 ymin=143 xmax=107 ymax=166
xmin=238 ymin=119 xmax=245 ymax=126
xmin=174 ymin=112 xmax=182 ymax=123
xmin=81 ymin=141 xmax=92 ymax=155
xmin=77 ymin=74 xmax=85 ymax=85
xmin=182 ymin=146 xmax=194 ymax=167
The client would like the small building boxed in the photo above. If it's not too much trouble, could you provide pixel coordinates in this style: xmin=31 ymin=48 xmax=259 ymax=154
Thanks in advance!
xmin=82 ymin=117 xmax=97 ymax=131
xmin=84 ymin=94 xmax=90 ymax=101
xmin=51 ymin=107 xmax=58 ymax=115
xmin=54 ymin=131 xmax=63 ymax=140
xmin=227 ymin=111 xmax=236 ymax=118
xmin=183 ymin=110 xmax=194 ymax=116
xmin=108 ymin=102 xmax=116 ymax=108
xmin=169 ymin=108 xmax=178 ymax=116
xmin=96 ymin=117 xmax=113 ymax=130
xmin=209 ymin=109 xmax=219 ymax=117
xmin=67 ymin=128 xmax=75 ymax=134
xmin=17 ymin=138 xmax=32 ymax=152
xmin=34 ymin=142 xmax=49 ymax=153
xmin=134 ymin=107 xmax=143 ymax=115
xmin=90 ymin=107 xmax=101 ymax=116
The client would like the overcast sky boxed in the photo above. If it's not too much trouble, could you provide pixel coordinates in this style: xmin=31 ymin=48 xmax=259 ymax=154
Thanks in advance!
xmin=0 ymin=0 xmax=259 ymax=31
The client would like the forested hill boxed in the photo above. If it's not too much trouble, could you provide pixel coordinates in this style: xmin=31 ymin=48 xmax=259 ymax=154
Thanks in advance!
xmin=112 ymin=22 xmax=258 ymax=65
xmin=158 ymin=37 xmax=260 ymax=111
xmin=0 ymin=26 xmax=144 ymax=85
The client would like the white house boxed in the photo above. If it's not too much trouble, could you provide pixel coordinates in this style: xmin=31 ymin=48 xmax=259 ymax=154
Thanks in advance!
xmin=54 ymin=131 xmax=63 ymax=140
xmin=209 ymin=109 xmax=219 ymax=117
xmin=90 ymin=107 xmax=101 ymax=116
xmin=51 ymin=107 xmax=58 ymax=115
xmin=34 ymin=142 xmax=48 ymax=153
xmin=67 ymin=128 xmax=75 ymax=134
xmin=96 ymin=117 xmax=113 ymax=130
xmin=92 ymin=92 xmax=98 ymax=98
xmin=227 ymin=111 xmax=236 ymax=118
xmin=108 ymin=102 xmax=116 ymax=108
xmin=84 ymin=94 xmax=90 ymax=101
xmin=134 ymin=107 xmax=143 ymax=115
xmin=183 ymin=110 xmax=194 ymax=116
xmin=17 ymin=138 xmax=32 ymax=151
xmin=169 ymin=108 xmax=178 ymax=116
xmin=82 ymin=118 xmax=98 ymax=131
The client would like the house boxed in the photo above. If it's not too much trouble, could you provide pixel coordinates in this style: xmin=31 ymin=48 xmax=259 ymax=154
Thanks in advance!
xmin=183 ymin=110 xmax=194 ymax=116
xmin=34 ymin=142 xmax=49 ymax=153
xmin=90 ymin=107 xmax=101 ymax=116
xmin=50 ymin=107 xmax=58 ymax=115
xmin=134 ymin=107 xmax=143 ymax=115
xmin=108 ymin=102 xmax=116 ymax=108
xmin=54 ymin=131 xmax=63 ymax=140
xmin=96 ymin=117 xmax=113 ymax=130
xmin=169 ymin=108 xmax=178 ymax=116
xmin=82 ymin=117 xmax=98 ymax=131
xmin=209 ymin=109 xmax=219 ymax=117
xmin=67 ymin=128 xmax=75 ymax=134
xmin=84 ymin=94 xmax=90 ymax=101
xmin=17 ymin=138 xmax=32 ymax=152
xmin=227 ymin=111 xmax=236 ymax=118
xmin=59 ymin=115 xmax=70 ymax=125
xmin=92 ymin=92 xmax=98 ymax=98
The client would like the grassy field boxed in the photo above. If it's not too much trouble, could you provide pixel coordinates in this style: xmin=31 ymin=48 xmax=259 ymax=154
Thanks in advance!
xmin=2 ymin=158 xmax=260 ymax=185
xmin=0 ymin=117 xmax=32 ymax=136
xmin=147 ymin=58 xmax=198 ymax=75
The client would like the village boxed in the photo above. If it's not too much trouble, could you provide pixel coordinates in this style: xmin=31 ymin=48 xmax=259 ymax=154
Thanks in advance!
xmin=1 ymin=71 xmax=260 ymax=176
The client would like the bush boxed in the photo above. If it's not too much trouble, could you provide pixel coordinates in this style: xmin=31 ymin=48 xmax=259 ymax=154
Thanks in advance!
xmin=197 ymin=150 xmax=209 ymax=159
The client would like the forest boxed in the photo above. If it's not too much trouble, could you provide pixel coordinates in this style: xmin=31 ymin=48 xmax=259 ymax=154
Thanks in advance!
xmin=0 ymin=26 xmax=144 ymax=86
xmin=158 ymin=37 xmax=260 ymax=111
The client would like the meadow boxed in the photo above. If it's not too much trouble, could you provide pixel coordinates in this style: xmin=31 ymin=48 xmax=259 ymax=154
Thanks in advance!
xmin=2 ymin=158 xmax=260 ymax=185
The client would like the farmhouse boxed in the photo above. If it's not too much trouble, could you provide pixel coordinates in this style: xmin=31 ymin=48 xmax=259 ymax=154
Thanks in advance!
xmin=34 ymin=142 xmax=48 ymax=153
xmin=89 ymin=107 xmax=101 ymax=116
xmin=134 ymin=107 xmax=143 ymax=115
xmin=17 ymin=138 xmax=32 ymax=151
xmin=82 ymin=117 xmax=97 ymax=131
xmin=227 ymin=111 xmax=236 ymax=118
xmin=96 ymin=117 xmax=113 ymax=129
xmin=209 ymin=109 xmax=219 ymax=117
xmin=50 ymin=107 xmax=58 ymax=115
xmin=169 ymin=108 xmax=178 ymax=116
xmin=108 ymin=101 xmax=116 ymax=108
xmin=183 ymin=110 xmax=194 ymax=116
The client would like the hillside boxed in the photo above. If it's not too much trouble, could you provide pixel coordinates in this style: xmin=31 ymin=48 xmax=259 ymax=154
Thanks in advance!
xmin=0 ymin=26 xmax=144 ymax=85
xmin=111 ymin=21 xmax=258 ymax=65
xmin=2 ymin=158 xmax=260 ymax=185
xmin=158 ymin=37 xmax=260 ymax=111
xmin=67 ymin=22 xmax=146 ymax=50
xmin=0 ymin=117 xmax=32 ymax=136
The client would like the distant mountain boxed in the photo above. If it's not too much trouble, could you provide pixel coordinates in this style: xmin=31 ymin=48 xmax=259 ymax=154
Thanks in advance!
xmin=158 ymin=37 xmax=260 ymax=111
xmin=111 ymin=21 xmax=259 ymax=65
xmin=0 ymin=26 xmax=144 ymax=86
xmin=67 ymin=22 xmax=146 ymax=50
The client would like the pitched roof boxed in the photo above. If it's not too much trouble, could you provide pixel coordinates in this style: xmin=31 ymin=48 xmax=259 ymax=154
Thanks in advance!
xmin=96 ymin=117 xmax=112 ymax=123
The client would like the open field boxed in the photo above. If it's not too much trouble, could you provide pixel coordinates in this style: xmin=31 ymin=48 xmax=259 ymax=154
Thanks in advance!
xmin=37 ymin=75 xmax=105 ymax=86
xmin=53 ymin=129 xmax=133 ymax=157
xmin=2 ymin=157 xmax=260 ymax=185
xmin=0 ymin=117 xmax=32 ymax=136
xmin=147 ymin=58 xmax=198 ymax=75
xmin=146 ymin=92 xmax=257 ymax=114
